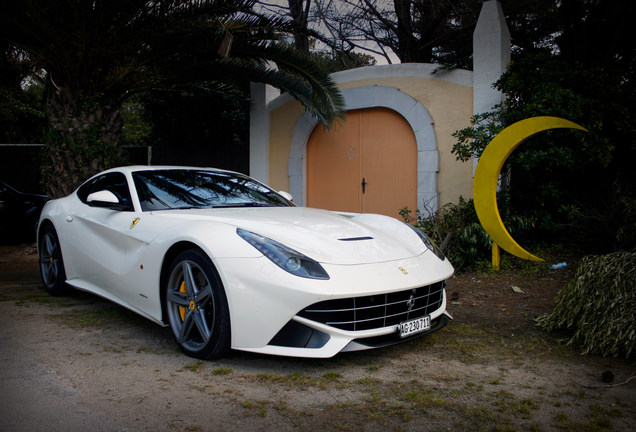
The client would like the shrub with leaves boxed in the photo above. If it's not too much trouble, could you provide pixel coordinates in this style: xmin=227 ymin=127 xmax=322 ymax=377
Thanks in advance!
xmin=536 ymin=251 xmax=636 ymax=359
xmin=400 ymin=197 xmax=534 ymax=271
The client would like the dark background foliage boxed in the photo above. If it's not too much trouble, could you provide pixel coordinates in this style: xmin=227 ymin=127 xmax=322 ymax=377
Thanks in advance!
xmin=1 ymin=0 xmax=634 ymax=254
xmin=451 ymin=0 xmax=636 ymax=255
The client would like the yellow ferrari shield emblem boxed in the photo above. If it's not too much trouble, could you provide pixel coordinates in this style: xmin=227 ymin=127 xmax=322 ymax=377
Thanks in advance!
xmin=130 ymin=217 xmax=140 ymax=230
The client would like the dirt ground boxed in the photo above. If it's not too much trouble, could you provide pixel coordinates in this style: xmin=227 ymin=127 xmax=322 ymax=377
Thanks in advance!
xmin=1 ymin=244 xmax=634 ymax=432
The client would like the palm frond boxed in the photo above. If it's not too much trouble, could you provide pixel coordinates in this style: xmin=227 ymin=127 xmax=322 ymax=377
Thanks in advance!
xmin=233 ymin=43 xmax=345 ymax=127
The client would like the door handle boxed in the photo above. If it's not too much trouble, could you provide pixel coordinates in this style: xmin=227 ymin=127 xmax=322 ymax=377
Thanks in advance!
xmin=361 ymin=177 xmax=367 ymax=194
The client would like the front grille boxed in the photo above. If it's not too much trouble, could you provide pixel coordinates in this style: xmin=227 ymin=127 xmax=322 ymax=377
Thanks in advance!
xmin=298 ymin=282 xmax=445 ymax=331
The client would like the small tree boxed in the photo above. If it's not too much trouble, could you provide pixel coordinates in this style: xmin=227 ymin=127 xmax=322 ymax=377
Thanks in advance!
xmin=313 ymin=0 xmax=484 ymax=65
xmin=0 ymin=44 xmax=46 ymax=143
xmin=2 ymin=0 xmax=344 ymax=197
xmin=452 ymin=51 xmax=635 ymax=252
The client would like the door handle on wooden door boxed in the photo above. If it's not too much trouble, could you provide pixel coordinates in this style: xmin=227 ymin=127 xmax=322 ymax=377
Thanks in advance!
xmin=361 ymin=177 xmax=367 ymax=194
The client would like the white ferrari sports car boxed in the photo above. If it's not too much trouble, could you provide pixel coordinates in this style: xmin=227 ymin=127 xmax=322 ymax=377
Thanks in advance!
xmin=38 ymin=166 xmax=454 ymax=359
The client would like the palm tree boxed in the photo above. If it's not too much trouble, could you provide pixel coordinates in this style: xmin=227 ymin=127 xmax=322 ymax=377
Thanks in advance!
xmin=1 ymin=0 xmax=343 ymax=197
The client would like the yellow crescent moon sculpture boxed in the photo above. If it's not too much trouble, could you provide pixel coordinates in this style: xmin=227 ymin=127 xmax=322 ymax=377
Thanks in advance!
xmin=473 ymin=116 xmax=587 ymax=262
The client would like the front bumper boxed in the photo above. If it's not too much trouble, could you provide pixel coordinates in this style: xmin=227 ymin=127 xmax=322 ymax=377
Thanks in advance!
xmin=216 ymin=251 xmax=454 ymax=358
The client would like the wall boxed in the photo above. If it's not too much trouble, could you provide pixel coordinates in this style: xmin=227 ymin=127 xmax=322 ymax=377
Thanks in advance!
xmin=249 ymin=0 xmax=510 ymax=215
xmin=258 ymin=64 xmax=474 ymax=214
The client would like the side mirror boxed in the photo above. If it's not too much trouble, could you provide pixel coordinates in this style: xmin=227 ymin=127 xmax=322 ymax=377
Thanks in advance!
xmin=278 ymin=191 xmax=293 ymax=202
xmin=87 ymin=190 xmax=121 ymax=208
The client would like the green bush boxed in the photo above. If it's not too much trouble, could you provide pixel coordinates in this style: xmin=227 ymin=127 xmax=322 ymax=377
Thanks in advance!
xmin=536 ymin=251 xmax=636 ymax=359
xmin=400 ymin=197 xmax=487 ymax=271
xmin=400 ymin=197 xmax=534 ymax=271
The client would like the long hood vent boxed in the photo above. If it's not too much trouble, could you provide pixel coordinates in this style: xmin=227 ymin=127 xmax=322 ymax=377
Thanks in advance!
xmin=338 ymin=236 xmax=374 ymax=242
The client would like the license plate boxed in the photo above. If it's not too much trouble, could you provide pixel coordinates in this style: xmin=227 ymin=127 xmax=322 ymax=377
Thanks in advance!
xmin=399 ymin=316 xmax=431 ymax=338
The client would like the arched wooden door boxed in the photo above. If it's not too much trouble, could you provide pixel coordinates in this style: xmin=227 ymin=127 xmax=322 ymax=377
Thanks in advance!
xmin=306 ymin=108 xmax=417 ymax=219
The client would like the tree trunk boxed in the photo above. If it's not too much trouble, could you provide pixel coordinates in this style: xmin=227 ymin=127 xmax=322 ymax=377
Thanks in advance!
xmin=288 ymin=0 xmax=311 ymax=56
xmin=42 ymin=89 xmax=125 ymax=198
xmin=394 ymin=0 xmax=416 ymax=62
xmin=393 ymin=0 xmax=441 ymax=63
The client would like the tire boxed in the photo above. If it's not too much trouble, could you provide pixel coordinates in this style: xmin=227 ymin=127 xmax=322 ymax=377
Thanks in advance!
xmin=38 ymin=224 xmax=69 ymax=296
xmin=165 ymin=249 xmax=231 ymax=359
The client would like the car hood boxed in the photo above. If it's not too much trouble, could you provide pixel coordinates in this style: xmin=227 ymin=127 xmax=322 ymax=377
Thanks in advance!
xmin=153 ymin=207 xmax=428 ymax=265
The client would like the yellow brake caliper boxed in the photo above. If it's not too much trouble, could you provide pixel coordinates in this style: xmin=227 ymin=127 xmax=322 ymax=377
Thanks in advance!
xmin=179 ymin=281 xmax=187 ymax=321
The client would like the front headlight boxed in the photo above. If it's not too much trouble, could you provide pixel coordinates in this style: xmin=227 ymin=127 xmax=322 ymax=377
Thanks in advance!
xmin=237 ymin=228 xmax=329 ymax=280
xmin=407 ymin=224 xmax=446 ymax=261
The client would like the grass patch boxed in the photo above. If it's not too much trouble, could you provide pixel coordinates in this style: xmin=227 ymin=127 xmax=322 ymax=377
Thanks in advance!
xmin=14 ymin=292 xmax=70 ymax=306
xmin=49 ymin=303 xmax=145 ymax=328
xmin=135 ymin=346 xmax=167 ymax=355
xmin=228 ymin=364 xmax=631 ymax=432
xmin=432 ymin=322 xmax=502 ymax=363
xmin=403 ymin=390 xmax=450 ymax=409
xmin=50 ymin=308 xmax=108 ymax=327
xmin=322 ymin=377 xmax=559 ymax=431
xmin=250 ymin=371 xmax=343 ymax=389
xmin=241 ymin=400 xmax=270 ymax=418
xmin=212 ymin=367 xmax=233 ymax=375
xmin=359 ymin=377 xmax=381 ymax=386
xmin=181 ymin=360 xmax=204 ymax=373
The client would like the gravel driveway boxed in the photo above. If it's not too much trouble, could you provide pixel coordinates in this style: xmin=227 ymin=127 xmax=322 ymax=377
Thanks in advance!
xmin=1 ymin=245 xmax=634 ymax=431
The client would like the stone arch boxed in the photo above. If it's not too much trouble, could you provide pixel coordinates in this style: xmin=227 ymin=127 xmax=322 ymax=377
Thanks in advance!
xmin=288 ymin=85 xmax=440 ymax=213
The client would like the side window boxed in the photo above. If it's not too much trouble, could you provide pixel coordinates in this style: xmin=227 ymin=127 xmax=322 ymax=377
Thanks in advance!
xmin=77 ymin=173 xmax=133 ymax=211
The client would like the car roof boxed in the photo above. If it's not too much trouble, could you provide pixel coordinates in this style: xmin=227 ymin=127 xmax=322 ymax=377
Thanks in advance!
xmin=101 ymin=165 xmax=240 ymax=176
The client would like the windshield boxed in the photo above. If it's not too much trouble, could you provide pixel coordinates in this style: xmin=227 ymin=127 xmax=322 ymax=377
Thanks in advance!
xmin=132 ymin=169 xmax=293 ymax=211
